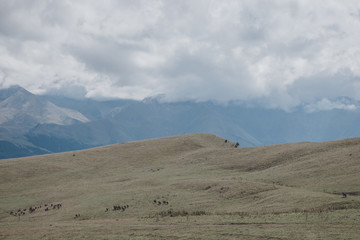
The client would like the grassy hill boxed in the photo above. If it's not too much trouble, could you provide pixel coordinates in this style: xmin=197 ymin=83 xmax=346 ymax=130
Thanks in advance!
xmin=1 ymin=133 xmax=360 ymax=239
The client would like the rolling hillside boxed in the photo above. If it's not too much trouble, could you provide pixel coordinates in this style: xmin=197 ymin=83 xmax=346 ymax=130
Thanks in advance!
xmin=1 ymin=133 xmax=360 ymax=239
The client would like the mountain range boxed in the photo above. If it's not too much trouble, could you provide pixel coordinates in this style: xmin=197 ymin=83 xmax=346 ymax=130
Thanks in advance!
xmin=1 ymin=85 xmax=360 ymax=159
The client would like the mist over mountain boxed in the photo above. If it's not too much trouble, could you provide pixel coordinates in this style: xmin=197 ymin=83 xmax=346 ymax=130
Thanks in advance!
xmin=1 ymin=85 xmax=360 ymax=159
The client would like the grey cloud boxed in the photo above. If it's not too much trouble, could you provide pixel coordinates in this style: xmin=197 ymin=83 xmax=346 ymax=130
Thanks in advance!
xmin=158 ymin=45 xmax=253 ymax=102
xmin=45 ymin=84 xmax=87 ymax=99
xmin=0 ymin=1 xmax=52 ymax=41
xmin=288 ymin=69 xmax=360 ymax=103
xmin=64 ymin=38 xmax=142 ymax=79
xmin=1 ymin=0 xmax=360 ymax=111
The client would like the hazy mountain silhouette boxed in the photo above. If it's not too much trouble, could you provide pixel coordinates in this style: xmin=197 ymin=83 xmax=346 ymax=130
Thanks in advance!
xmin=1 ymin=86 xmax=360 ymax=159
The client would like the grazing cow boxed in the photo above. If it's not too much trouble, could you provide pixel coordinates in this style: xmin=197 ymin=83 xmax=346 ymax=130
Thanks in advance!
xmin=114 ymin=205 xmax=122 ymax=211
xmin=342 ymin=192 xmax=347 ymax=198
xmin=105 ymin=208 xmax=109 ymax=212
xmin=112 ymin=204 xmax=129 ymax=211
xmin=225 ymin=139 xmax=228 ymax=143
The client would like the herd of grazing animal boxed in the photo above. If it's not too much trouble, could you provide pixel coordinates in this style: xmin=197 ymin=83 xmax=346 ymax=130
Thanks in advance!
xmin=9 ymin=202 xmax=62 ymax=217
xmin=224 ymin=139 xmax=240 ymax=148
xmin=153 ymin=199 xmax=169 ymax=206
xmin=73 ymin=203 xmax=132 ymax=219
xmin=8 ymin=201 xmax=131 ymax=220
xmin=8 ymin=198 xmax=167 ymax=220
xmin=6 ymin=191 xmax=351 ymax=221
xmin=111 ymin=204 xmax=129 ymax=212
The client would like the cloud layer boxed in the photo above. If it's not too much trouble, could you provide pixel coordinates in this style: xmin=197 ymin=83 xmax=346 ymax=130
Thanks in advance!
xmin=1 ymin=0 xmax=360 ymax=110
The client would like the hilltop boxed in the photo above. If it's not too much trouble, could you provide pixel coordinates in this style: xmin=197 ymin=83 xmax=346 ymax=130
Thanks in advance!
xmin=1 ymin=133 xmax=360 ymax=239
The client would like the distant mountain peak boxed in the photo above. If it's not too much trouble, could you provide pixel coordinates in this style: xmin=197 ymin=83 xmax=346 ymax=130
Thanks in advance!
xmin=2 ymin=85 xmax=31 ymax=94
xmin=7 ymin=84 xmax=26 ymax=90
xmin=0 ymin=85 xmax=31 ymax=101
xmin=0 ymin=86 xmax=89 ymax=128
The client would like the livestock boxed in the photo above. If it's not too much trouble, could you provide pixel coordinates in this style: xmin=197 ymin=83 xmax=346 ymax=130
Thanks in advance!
xmin=342 ymin=192 xmax=347 ymax=198
xmin=29 ymin=207 xmax=35 ymax=213
xmin=52 ymin=203 xmax=62 ymax=209
xmin=112 ymin=204 xmax=129 ymax=211
xmin=8 ymin=202 xmax=61 ymax=218
xmin=153 ymin=199 xmax=169 ymax=206
xmin=17 ymin=211 xmax=25 ymax=216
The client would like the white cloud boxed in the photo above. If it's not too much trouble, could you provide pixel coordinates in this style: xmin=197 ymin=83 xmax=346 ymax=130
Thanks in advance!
xmin=1 ymin=0 xmax=360 ymax=110
xmin=304 ymin=98 xmax=358 ymax=113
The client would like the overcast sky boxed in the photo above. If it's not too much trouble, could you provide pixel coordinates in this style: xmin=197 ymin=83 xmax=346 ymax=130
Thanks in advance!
xmin=1 ymin=0 xmax=360 ymax=111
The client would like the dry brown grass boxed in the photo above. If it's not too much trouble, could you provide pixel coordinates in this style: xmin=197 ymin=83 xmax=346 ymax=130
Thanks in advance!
xmin=1 ymin=133 xmax=360 ymax=239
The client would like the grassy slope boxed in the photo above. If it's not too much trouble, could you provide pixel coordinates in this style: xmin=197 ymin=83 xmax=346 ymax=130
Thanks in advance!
xmin=1 ymin=133 xmax=360 ymax=239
